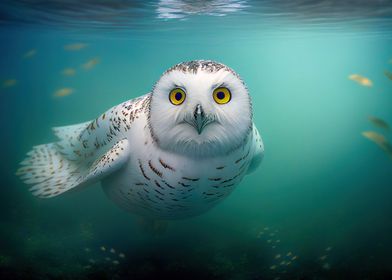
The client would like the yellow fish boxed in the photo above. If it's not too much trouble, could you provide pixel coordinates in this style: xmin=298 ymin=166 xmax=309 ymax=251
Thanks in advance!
xmin=368 ymin=116 xmax=390 ymax=131
xmin=62 ymin=68 xmax=76 ymax=76
xmin=54 ymin=88 xmax=74 ymax=97
xmin=24 ymin=49 xmax=37 ymax=58
xmin=2 ymin=79 xmax=17 ymax=88
xmin=64 ymin=43 xmax=88 ymax=51
xmin=348 ymin=74 xmax=373 ymax=87
xmin=82 ymin=57 xmax=100 ymax=70
xmin=362 ymin=131 xmax=392 ymax=158
xmin=384 ymin=70 xmax=392 ymax=81
xmin=362 ymin=131 xmax=386 ymax=145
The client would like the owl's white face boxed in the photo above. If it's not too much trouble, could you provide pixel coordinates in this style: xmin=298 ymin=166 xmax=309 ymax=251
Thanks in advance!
xmin=149 ymin=61 xmax=252 ymax=157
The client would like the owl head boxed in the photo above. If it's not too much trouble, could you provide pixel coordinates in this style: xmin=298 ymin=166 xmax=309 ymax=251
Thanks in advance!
xmin=149 ymin=60 xmax=252 ymax=157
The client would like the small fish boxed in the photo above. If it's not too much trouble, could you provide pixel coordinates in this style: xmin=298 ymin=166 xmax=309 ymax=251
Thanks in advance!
xmin=119 ymin=253 xmax=125 ymax=258
xmin=62 ymin=68 xmax=76 ymax=76
xmin=272 ymin=245 xmax=276 ymax=249
xmin=82 ymin=57 xmax=100 ymax=70
xmin=325 ymin=246 xmax=332 ymax=251
xmin=275 ymin=239 xmax=281 ymax=243
xmin=286 ymin=252 xmax=292 ymax=257
xmin=275 ymin=254 xmax=281 ymax=259
xmin=105 ymin=257 xmax=111 ymax=261
xmin=269 ymin=233 xmax=275 ymax=237
xmin=270 ymin=265 xmax=277 ymax=270
xmin=53 ymin=88 xmax=74 ymax=98
xmin=286 ymin=261 xmax=291 ymax=266
xmin=348 ymin=74 xmax=373 ymax=87
xmin=84 ymin=265 xmax=92 ymax=269
xmin=100 ymin=246 xmax=106 ymax=251
xmin=322 ymin=263 xmax=331 ymax=270
xmin=362 ymin=131 xmax=387 ymax=149
xmin=291 ymin=256 xmax=298 ymax=260
xmin=88 ymin=258 xmax=96 ymax=264
xmin=280 ymin=261 xmax=286 ymax=266
xmin=110 ymin=248 xmax=116 ymax=254
xmin=2 ymin=79 xmax=17 ymax=88
xmin=64 ymin=43 xmax=88 ymax=51
xmin=320 ymin=255 xmax=328 ymax=261
xmin=384 ymin=70 xmax=392 ymax=80
xmin=267 ymin=239 xmax=272 ymax=243
xmin=112 ymin=260 xmax=119 ymax=265
xmin=368 ymin=116 xmax=390 ymax=131
xmin=263 ymin=227 xmax=269 ymax=231
xmin=84 ymin=248 xmax=91 ymax=252
xmin=23 ymin=49 xmax=37 ymax=58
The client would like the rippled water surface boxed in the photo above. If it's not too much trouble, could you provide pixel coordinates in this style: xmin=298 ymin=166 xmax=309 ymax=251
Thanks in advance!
xmin=1 ymin=1 xmax=392 ymax=280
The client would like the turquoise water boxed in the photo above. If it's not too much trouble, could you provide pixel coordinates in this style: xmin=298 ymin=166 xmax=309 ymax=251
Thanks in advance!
xmin=1 ymin=1 xmax=392 ymax=279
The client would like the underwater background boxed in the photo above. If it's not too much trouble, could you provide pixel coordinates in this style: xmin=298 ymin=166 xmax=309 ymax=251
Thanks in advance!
xmin=1 ymin=0 xmax=392 ymax=279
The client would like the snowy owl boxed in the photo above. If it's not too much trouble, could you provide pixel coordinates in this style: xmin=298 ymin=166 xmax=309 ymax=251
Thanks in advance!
xmin=17 ymin=60 xmax=264 ymax=220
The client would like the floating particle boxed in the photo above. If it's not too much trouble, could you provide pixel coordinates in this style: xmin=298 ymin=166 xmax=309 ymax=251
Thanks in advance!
xmin=275 ymin=254 xmax=281 ymax=259
xmin=84 ymin=265 xmax=92 ymax=269
xmin=348 ymin=74 xmax=373 ymax=87
xmin=84 ymin=248 xmax=91 ymax=253
xmin=23 ymin=49 xmax=37 ymax=58
xmin=264 ymin=227 xmax=269 ymax=231
xmin=2 ymin=79 xmax=17 ymax=88
xmin=272 ymin=246 xmax=276 ymax=249
xmin=88 ymin=259 xmax=96 ymax=264
xmin=64 ymin=43 xmax=88 ymax=51
xmin=269 ymin=233 xmax=275 ymax=237
xmin=53 ymin=87 xmax=74 ymax=98
xmin=322 ymin=263 xmax=331 ymax=270
xmin=385 ymin=70 xmax=392 ymax=80
xmin=112 ymin=260 xmax=119 ymax=265
xmin=100 ymin=246 xmax=106 ymax=251
xmin=270 ymin=265 xmax=277 ymax=270
xmin=368 ymin=116 xmax=390 ymax=131
xmin=267 ymin=239 xmax=272 ymax=243
xmin=325 ymin=247 xmax=332 ymax=251
xmin=320 ymin=255 xmax=328 ymax=261
xmin=62 ymin=68 xmax=76 ymax=76
xmin=119 ymin=253 xmax=125 ymax=258
xmin=105 ymin=257 xmax=111 ymax=261
xmin=82 ymin=57 xmax=100 ymax=70
xmin=110 ymin=248 xmax=116 ymax=254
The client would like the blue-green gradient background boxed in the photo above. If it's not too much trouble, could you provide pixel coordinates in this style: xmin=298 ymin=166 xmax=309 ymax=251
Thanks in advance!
xmin=1 ymin=2 xmax=392 ymax=279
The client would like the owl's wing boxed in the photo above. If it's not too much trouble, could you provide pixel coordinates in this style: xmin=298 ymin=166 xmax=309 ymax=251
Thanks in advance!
xmin=16 ymin=94 xmax=151 ymax=198
xmin=247 ymin=123 xmax=264 ymax=174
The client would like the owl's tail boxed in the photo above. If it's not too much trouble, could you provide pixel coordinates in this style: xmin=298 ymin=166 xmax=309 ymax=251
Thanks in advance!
xmin=16 ymin=143 xmax=82 ymax=198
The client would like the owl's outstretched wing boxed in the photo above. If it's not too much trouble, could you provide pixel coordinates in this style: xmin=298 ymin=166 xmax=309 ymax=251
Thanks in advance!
xmin=247 ymin=123 xmax=264 ymax=174
xmin=16 ymin=94 xmax=151 ymax=198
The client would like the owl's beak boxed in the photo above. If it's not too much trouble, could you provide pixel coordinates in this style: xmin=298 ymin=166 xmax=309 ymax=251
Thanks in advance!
xmin=194 ymin=104 xmax=207 ymax=134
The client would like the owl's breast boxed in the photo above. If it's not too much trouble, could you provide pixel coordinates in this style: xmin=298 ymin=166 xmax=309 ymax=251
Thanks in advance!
xmin=102 ymin=130 xmax=253 ymax=219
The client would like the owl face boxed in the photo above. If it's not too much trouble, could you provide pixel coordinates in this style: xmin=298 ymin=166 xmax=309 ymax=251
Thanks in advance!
xmin=149 ymin=60 xmax=252 ymax=157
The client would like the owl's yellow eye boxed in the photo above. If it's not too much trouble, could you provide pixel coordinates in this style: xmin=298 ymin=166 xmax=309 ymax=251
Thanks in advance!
xmin=213 ymin=87 xmax=231 ymax=104
xmin=169 ymin=88 xmax=186 ymax=105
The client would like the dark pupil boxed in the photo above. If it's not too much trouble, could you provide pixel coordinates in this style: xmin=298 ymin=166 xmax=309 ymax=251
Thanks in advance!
xmin=175 ymin=92 xmax=182 ymax=101
xmin=217 ymin=91 xmax=225 ymax=100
